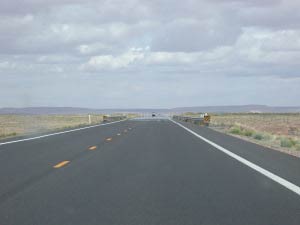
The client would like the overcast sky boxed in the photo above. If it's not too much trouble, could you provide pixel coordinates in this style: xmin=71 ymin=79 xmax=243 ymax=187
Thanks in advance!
xmin=0 ymin=0 xmax=300 ymax=108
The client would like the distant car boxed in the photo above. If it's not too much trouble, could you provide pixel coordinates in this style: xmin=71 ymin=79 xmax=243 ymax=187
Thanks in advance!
xmin=152 ymin=113 xmax=156 ymax=117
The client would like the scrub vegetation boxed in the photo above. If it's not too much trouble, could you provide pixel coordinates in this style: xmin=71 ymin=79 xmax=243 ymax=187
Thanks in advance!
xmin=210 ymin=113 xmax=300 ymax=157
xmin=0 ymin=114 xmax=105 ymax=139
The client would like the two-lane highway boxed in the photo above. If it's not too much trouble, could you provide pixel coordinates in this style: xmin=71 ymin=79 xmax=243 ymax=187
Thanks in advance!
xmin=0 ymin=118 xmax=299 ymax=225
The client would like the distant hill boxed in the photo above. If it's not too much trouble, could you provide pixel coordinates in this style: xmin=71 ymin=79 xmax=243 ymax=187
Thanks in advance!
xmin=0 ymin=107 xmax=164 ymax=115
xmin=0 ymin=105 xmax=299 ymax=115
xmin=171 ymin=105 xmax=300 ymax=113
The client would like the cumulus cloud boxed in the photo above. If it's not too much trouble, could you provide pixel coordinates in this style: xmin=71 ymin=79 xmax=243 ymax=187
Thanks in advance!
xmin=80 ymin=47 xmax=146 ymax=71
xmin=80 ymin=46 xmax=235 ymax=72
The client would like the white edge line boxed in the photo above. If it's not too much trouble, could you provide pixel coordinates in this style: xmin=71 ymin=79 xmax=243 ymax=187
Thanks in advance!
xmin=170 ymin=119 xmax=300 ymax=197
xmin=0 ymin=119 xmax=127 ymax=146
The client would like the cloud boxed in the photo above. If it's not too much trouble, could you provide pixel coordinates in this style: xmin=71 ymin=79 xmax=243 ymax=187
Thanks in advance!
xmin=80 ymin=47 xmax=146 ymax=71
xmin=0 ymin=61 xmax=16 ymax=70
xmin=151 ymin=14 xmax=241 ymax=52
xmin=0 ymin=0 xmax=300 ymax=107
xmin=80 ymin=47 xmax=219 ymax=71
xmin=237 ymin=0 xmax=300 ymax=29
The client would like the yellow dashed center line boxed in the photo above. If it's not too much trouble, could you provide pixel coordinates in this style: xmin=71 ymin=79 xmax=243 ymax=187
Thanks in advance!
xmin=106 ymin=137 xmax=112 ymax=141
xmin=53 ymin=161 xmax=70 ymax=169
xmin=88 ymin=146 xmax=97 ymax=150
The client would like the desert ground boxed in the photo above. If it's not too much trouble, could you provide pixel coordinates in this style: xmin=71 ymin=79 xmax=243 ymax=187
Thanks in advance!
xmin=210 ymin=113 xmax=300 ymax=157
xmin=0 ymin=114 xmax=105 ymax=139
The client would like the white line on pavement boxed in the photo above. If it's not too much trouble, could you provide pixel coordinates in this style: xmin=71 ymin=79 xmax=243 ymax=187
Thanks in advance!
xmin=170 ymin=119 xmax=300 ymax=197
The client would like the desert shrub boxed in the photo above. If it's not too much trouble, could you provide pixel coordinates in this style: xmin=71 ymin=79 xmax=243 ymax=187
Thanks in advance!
xmin=243 ymin=130 xmax=254 ymax=137
xmin=253 ymin=133 xmax=263 ymax=140
xmin=230 ymin=126 xmax=242 ymax=135
xmin=290 ymin=138 xmax=297 ymax=146
xmin=262 ymin=133 xmax=272 ymax=141
xmin=0 ymin=132 xmax=17 ymax=138
xmin=280 ymin=137 xmax=294 ymax=148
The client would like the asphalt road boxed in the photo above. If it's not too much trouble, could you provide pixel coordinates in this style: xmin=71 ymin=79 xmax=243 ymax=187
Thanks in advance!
xmin=0 ymin=118 xmax=299 ymax=225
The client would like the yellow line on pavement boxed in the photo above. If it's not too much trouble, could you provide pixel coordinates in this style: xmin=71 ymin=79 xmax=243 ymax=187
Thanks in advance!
xmin=53 ymin=161 xmax=70 ymax=168
xmin=88 ymin=146 xmax=97 ymax=150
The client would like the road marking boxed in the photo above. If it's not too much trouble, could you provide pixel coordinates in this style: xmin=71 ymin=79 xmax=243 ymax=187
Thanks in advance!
xmin=0 ymin=119 xmax=127 ymax=146
xmin=106 ymin=137 xmax=112 ymax=141
xmin=170 ymin=119 xmax=300 ymax=196
xmin=117 ymin=133 xmax=121 ymax=136
xmin=88 ymin=146 xmax=97 ymax=150
xmin=53 ymin=161 xmax=70 ymax=168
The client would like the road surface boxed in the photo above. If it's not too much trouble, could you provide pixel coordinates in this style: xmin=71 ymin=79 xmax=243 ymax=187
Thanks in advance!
xmin=0 ymin=118 xmax=299 ymax=225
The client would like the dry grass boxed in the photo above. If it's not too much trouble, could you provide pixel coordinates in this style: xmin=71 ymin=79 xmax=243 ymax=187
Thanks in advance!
xmin=0 ymin=114 xmax=105 ymax=139
xmin=210 ymin=113 xmax=300 ymax=136
xmin=209 ymin=113 xmax=300 ymax=157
